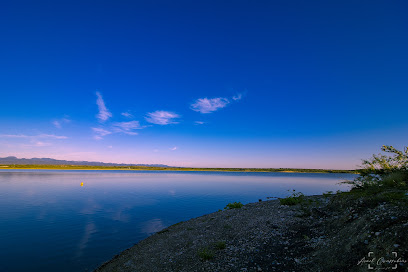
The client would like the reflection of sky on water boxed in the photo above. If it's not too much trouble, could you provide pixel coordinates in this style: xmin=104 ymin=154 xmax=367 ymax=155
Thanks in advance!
xmin=141 ymin=219 xmax=166 ymax=235
xmin=76 ymin=221 xmax=97 ymax=258
xmin=0 ymin=170 xmax=357 ymax=272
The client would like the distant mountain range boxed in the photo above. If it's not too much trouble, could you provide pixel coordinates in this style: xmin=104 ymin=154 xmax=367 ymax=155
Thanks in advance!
xmin=0 ymin=156 xmax=169 ymax=167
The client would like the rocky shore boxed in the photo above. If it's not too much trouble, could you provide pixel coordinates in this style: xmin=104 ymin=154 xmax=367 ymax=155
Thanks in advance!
xmin=95 ymin=193 xmax=408 ymax=272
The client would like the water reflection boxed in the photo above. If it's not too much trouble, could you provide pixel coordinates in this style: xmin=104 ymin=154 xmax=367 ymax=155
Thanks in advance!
xmin=141 ymin=219 xmax=166 ymax=235
xmin=0 ymin=170 xmax=356 ymax=272
xmin=76 ymin=221 xmax=97 ymax=258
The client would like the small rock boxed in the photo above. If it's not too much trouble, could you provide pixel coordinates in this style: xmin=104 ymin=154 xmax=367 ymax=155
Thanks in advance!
xmin=394 ymin=244 xmax=400 ymax=248
xmin=375 ymin=232 xmax=380 ymax=236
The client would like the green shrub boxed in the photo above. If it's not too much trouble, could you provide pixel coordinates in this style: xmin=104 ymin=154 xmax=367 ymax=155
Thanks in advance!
xmin=323 ymin=191 xmax=333 ymax=198
xmin=381 ymin=171 xmax=408 ymax=188
xmin=280 ymin=190 xmax=305 ymax=205
xmin=224 ymin=202 xmax=244 ymax=209
xmin=344 ymin=145 xmax=408 ymax=190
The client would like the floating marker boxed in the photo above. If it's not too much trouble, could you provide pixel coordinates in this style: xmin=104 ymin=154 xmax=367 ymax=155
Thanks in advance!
xmin=80 ymin=182 xmax=84 ymax=186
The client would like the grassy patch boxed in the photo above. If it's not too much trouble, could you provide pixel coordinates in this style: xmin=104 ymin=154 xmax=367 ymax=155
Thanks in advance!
xmin=197 ymin=247 xmax=215 ymax=260
xmin=214 ymin=241 xmax=226 ymax=250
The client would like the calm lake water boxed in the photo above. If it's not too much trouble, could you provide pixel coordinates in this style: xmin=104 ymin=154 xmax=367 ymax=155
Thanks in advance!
xmin=0 ymin=170 xmax=357 ymax=272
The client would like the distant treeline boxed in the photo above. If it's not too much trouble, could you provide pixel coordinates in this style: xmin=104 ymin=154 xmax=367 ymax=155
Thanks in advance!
xmin=0 ymin=164 xmax=358 ymax=173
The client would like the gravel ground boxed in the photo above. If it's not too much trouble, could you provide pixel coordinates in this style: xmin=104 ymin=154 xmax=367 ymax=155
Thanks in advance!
xmin=94 ymin=198 xmax=321 ymax=272
xmin=94 ymin=194 xmax=408 ymax=272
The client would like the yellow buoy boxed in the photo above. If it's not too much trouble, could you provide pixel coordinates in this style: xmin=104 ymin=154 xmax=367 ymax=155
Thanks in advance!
xmin=80 ymin=182 xmax=84 ymax=186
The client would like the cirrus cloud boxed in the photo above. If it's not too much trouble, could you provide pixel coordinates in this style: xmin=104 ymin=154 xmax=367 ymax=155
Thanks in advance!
xmin=0 ymin=133 xmax=68 ymax=148
xmin=232 ymin=93 xmax=243 ymax=101
xmin=190 ymin=97 xmax=230 ymax=114
xmin=121 ymin=112 xmax=133 ymax=118
xmin=52 ymin=117 xmax=71 ymax=129
xmin=112 ymin=121 xmax=144 ymax=135
xmin=91 ymin=127 xmax=112 ymax=140
xmin=96 ymin=91 xmax=112 ymax=122
xmin=145 ymin=111 xmax=180 ymax=125
xmin=0 ymin=134 xmax=68 ymax=139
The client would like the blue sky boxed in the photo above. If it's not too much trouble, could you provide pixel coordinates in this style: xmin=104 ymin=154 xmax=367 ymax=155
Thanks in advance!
xmin=0 ymin=1 xmax=407 ymax=169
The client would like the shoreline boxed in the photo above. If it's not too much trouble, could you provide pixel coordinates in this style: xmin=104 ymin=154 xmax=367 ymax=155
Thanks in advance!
xmin=94 ymin=193 xmax=407 ymax=272
xmin=94 ymin=197 xmax=309 ymax=272
xmin=0 ymin=167 xmax=357 ymax=174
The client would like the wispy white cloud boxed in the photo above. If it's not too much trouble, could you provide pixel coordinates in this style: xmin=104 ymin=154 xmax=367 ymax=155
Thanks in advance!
xmin=0 ymin=134 xmax=68 ymax=139
xmin=232 ymin=93 xmax=243 ymax=101
xmin=53 ymin=121 xmax=62 ymax=129
xmin=145 ymin=111 xmax=180 ymax=125
xmin=34 ymin=141 xmax=51 ymax=147
xmin=42 ymin=134 xmax=68 ymax=139
xmin=92 ymin=121 xmax=144 ymax=140
xmin=20 ymin=141 xmax=52 ymax=147
xmin=0 ymin=134 xmax=67 ymax=148
xmin=112 ymin=121 xmax=144 ymax=135
xmin=91 ymin=127 xmax=112 ymax=140
xmin=96 ymin=91 xmax=112 ymax=122
xmin=91 ymin=128 xmax=112 ymax=136
xmin=170 ymin=146 xmax=178 ymax=151
xmin=52 ymin=118 xmax=71 ymax=129
xmin=190 ymin=97 xmax=230 ymax=113
xmin=194 ymin=121 xmax=205 ymax=125
xmin=121 ymin=112 xmax=133 ymax=118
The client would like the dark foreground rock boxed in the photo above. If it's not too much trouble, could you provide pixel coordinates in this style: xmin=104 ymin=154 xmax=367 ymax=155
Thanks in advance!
xmin=95 ymin=194 xmax=408 ymax=272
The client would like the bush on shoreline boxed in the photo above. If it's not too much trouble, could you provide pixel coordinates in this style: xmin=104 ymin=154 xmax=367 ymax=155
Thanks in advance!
xmin=344 ymin=145 xmax=408 ymax=191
